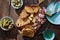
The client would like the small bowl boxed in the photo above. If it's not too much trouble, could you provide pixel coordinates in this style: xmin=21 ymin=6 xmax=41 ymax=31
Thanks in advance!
xmin=0 ymin=16 xmax=14 ymax=31
xmin=11 ymin=0 xmax=23 ymax=9
xmin=43 ymin=29 xmax=55 ymax=40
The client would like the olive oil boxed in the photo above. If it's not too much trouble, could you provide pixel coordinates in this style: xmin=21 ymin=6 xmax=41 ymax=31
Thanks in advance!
xmin=43 ymin=29 xmax=55 ymax=40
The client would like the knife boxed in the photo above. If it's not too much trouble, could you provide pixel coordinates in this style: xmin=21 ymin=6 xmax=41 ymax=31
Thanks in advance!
xmin=51 ymin=8 xmax=60 ymax=16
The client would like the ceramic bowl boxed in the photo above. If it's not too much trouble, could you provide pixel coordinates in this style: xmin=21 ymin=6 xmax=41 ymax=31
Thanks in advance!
xmin=11 ymin=0 xmax=23 ymax=9
xmin=0 ymin=16 xmax=14 ymax=31
xmin=43 ymin=29 xmax=55 ymax=40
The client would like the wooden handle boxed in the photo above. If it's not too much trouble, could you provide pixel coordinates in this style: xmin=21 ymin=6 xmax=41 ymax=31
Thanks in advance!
xmin=39 ymin=0 xmax=44 ymax=4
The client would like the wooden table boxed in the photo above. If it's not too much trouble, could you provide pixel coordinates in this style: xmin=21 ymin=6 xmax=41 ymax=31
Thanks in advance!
xmin=0 ymin=0 xmax=60 ymax=40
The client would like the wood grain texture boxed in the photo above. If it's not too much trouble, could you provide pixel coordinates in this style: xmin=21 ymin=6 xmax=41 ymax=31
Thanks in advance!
xmin=0 ymin=0 xmax=60 ymax=40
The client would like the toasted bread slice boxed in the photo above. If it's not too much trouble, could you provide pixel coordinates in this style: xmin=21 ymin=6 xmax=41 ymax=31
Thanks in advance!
xmin=20 ymin=9 xmax=29 ymax=19
xmin=25 ymin=6 xmax=34 ymax=13
xmin=25 ymin=6 xmax=39 ymax=14
xmin=34 ymin=6 xmax=39 ymax=13
xmin=16 ymin=18 xmax=30 ymax=27
xmin=24 ymin=24 xmax=33 ymax=29
xmin=22 ymin=28 xmax=34 ymax=37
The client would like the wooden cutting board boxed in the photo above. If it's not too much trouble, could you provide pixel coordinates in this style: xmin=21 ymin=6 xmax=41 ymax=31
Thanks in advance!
xmin=23 ymin=0 xmax=44 ymax=6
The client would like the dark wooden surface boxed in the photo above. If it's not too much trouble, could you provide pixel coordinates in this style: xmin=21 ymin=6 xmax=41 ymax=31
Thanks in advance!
xmin=0 ymin=0 xmax=60 ymax=40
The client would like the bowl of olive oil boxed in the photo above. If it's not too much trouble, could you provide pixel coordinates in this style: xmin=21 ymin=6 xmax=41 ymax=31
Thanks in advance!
xmin=43 ymin=29 xmax=55 ymax=40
